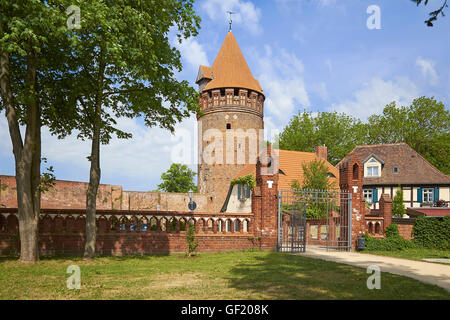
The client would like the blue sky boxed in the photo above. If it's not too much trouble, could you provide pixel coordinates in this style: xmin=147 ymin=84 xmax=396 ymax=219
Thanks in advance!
xmin=1 ymin=0 xmax=449 ymax=191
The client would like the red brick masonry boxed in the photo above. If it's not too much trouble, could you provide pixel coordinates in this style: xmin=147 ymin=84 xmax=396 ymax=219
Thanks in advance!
xmin=0 ymin=208 xmax=256 ymax=255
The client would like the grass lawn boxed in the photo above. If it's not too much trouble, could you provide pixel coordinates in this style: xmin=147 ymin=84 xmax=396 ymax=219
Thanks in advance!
xmin=0 ymin=250 xmax=449 ymax=300
xmin=361 ymin=248 xmax=450 ymax=264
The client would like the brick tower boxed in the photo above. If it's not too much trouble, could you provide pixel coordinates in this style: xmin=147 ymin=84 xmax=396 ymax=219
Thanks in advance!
xmin=196 ymin=31 xmax=265 ymax=212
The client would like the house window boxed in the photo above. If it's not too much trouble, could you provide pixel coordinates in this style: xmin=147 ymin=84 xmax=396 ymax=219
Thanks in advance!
xmin=393 ymin=166 xmax=399 ymax=174
xmin=310 ymin=225 xmax=318 ymax=239
xmin=423 ymin=188 xmax=434 ymax=203
xmin=366 ymin=166 xmax=379 ymax=177
xmin=237 ymin=184 xmax=251 ymax=201
xmin=363 ymin=189 xmax=373 ymax=204
xmin=320 ymin=225 xmax=328 ymax=240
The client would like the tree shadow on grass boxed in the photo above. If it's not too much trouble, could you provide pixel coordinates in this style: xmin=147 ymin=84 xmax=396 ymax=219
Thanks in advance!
xmin=226 ymin=251 xmax=450 ymax=300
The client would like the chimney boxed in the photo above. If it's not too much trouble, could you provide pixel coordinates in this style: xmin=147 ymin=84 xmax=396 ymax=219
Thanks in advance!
xmin=315 ymin=145 xmax=328 ymax=161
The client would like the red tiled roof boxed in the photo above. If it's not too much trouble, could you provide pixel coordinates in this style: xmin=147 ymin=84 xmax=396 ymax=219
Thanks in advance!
xmin=201 ymin=32 xmax=263 ymax=94
xmin=406 ymin=207 xmax=450 ymax=217
xmin=233 ymin=149 xmax=339 ymax=190
xmin=338 ymin=143 xmax=450 ymax=185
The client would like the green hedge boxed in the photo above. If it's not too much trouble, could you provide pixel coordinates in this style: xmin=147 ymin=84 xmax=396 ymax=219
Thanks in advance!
xmin=412 ymin=216 xmax=450 ymax=249
xmin=385 ymin=223 xmax=399 ymax=238
xmin=362 ymin=233 xmax=417 ymax=251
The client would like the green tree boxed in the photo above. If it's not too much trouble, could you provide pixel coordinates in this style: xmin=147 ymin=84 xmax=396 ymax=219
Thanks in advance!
xmin=158 ymin=163 xmax=197 ymax=193
xmin=57 ymin=1 xmax=201 ymax=259
xmin=279 ymin=111 xmax=367 ymax=165
xmin=0 ymin=1 xmax=75 ymax=262
xmin=186 ymin=223 xmax=198 ymax=257
xmin=392 ymin=186 xmax=405 ymax=218
xmin=367 ymin=97 xmax=450 ymax=174
xmin=412 ymin=0 xmax=448 ymax=26
xmin=292 ymin=160 xmax=335 ymax=191
xmin=291 ymin=160 xmax=336 ymax=220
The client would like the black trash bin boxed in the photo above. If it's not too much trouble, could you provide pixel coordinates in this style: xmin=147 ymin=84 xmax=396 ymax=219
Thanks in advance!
xmin=357 ymin=236 xmax=365 ymax=251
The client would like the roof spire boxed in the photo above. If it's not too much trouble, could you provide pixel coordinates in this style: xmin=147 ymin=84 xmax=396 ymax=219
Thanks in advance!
xmin=227 ymin=11 xmax=234 ymax=31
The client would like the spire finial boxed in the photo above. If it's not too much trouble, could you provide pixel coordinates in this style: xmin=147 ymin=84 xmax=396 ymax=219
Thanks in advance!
xmin=227 ymin=11 xmax=234 ymax=31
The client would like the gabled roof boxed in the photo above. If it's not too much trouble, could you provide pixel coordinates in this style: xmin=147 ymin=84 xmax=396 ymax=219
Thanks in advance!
xmin=338 ymin=143 xmax=450 ymax=185
xmin=201 ymin=31 xmax=263 ymax=94
xmin=232 ymin=149 xmax=339 ymax=190
xmin=196 ymin=65 xmax=212 ymax=83
xmin=363 ymin=153 xmax=385 ymax=165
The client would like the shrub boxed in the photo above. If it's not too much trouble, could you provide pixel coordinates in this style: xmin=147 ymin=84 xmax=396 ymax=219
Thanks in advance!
xmin=186 ymin=223 xmax=198 ymax=257
xmin=412 ymin=216 xmax=450 ymax=249
xmin=362 ymin=233 xmax=417 ymax=251
xmin=392 ymin=186 xmax=405 ymax=217
xmin=385 ymin=223 xmax=399 ymax=238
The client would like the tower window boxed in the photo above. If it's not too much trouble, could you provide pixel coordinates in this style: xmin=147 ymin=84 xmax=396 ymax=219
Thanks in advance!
xmin=226 ymin=123 xmax=231 ymax=130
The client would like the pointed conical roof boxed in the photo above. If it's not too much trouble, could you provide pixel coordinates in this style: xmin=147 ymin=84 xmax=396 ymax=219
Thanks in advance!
xmin=203 ymin=31 xmax=263 ymax=94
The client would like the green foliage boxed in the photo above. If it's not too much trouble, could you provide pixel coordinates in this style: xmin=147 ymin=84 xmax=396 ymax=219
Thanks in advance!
xmin=305 ymin=203 xmax=327 ymax=219
xmin=280 ymin=97 xmax=450 ymax=175
xmin=392 ymin=186 xmax=405 ymax=218
xmin=367 ymin=97 xmax=450 ymax=174
xmin=362 ymin=233 xmax=418 ymax=251
xmin=412 ymin=216 xmax=450 ymax=249
xmin=411 ymin=0 xmax=448 ymax=26
xmin=279 ymin=110 xmax=366 ymax=165
xmin=295 ymin=160 xmax=335 ymax=191
xmin=231 ymin=174 xmax=256 ymax=190
xmin=385 ymin=223 xmax=399 ymax=238
xmin=157 ymin=163 xmax=197 ymax=193
xmin=186 ymin=223 xmax=198 ymax=257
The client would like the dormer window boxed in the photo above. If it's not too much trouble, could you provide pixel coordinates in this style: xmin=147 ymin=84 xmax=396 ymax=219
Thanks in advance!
xmin=393 ymin=166 xmax=399 ymax=174
xmin=363 ymin=154 xmax=383 ymax=178
xmin=366 ymin=166 xmax=379 ymax=177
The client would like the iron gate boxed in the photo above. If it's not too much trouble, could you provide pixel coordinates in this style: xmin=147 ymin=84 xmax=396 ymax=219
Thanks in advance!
xmin=278 ymin=189 xmax=352 ymax=252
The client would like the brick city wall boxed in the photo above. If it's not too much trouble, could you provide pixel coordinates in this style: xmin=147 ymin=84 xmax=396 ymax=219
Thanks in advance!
xmin=0 ymin=208 xmax=256 ymax=256
xmin=0 ymin=175 xmax=210 ymax=212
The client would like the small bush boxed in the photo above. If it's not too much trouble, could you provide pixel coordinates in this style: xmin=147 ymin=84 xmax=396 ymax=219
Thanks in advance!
xmin=362 ymin=233 xmax=417 ymax=251
xmin=412 ymin=216 xmax=450 ymax=249
xmin=186 ymin=223 xmax=198 ymax=257
xmin=385 ymin=223 xmax=399 ymax=238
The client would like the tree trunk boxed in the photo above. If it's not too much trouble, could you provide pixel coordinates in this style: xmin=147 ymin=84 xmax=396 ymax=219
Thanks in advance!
xmin=0 ymin=47 xmax=41 ymax=263
xmin=83 ymin=43 xmax=106 ymax=259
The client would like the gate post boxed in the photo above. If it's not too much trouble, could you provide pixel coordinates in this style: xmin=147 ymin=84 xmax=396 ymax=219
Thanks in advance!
xmin=339 ymin=153 xmax=366 ymax=250
xmin=252 ymin=144 xmax=279 ymax=250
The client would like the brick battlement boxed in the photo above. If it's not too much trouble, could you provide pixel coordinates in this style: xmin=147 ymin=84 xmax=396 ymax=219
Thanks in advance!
xmin=199 ymin=88 xmax=264 ymax=117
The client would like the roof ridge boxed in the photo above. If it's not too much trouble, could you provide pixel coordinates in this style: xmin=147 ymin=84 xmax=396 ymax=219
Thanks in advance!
xmin=354 ymin=142 xmax=408 ymax=148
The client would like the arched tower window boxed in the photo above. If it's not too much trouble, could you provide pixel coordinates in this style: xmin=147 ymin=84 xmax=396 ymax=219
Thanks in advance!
xmin=226 ymin=123 xmax=231 ymax=130
xmin=353 ymin=164 xmax=359 ymax=180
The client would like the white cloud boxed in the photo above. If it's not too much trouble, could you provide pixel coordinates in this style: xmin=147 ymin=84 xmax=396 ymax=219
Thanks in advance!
xmin=201 ymin=0 xmax=262 ymax=35
xmin=331 ymin=77 xmax=419 ymax=120
xmin=253 ymin=45 xmax=310 ymax=122
xmin=416 ymin=57 xmax=438 ymax=85
xmin=174 ymin=37 xmax=209 ymax=73
xmin=310 ymin=82 xmax=329 ymax=101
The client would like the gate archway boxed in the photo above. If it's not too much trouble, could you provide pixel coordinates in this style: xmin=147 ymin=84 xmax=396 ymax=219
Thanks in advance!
xmin=278 ymin=189 xmax=352 ymax=252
